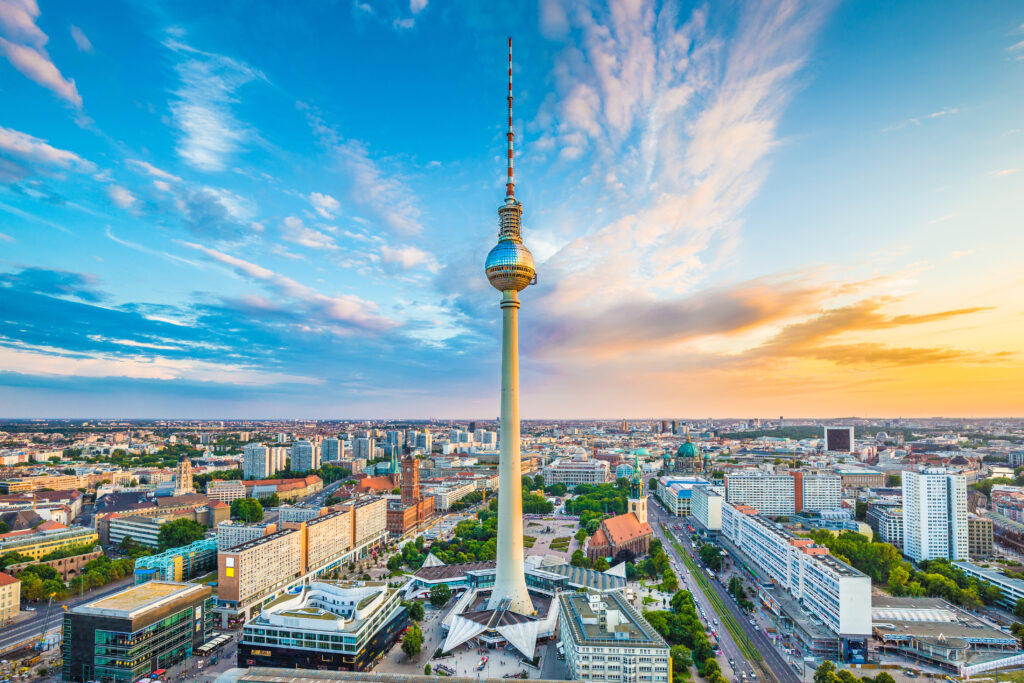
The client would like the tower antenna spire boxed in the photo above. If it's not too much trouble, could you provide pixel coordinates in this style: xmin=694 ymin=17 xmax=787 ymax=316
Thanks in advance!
xmin=506 ymin=36 xmax=515 ymax=200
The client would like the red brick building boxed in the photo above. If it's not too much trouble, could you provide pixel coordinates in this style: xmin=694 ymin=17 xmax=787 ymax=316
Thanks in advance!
xmin=386 ymin=456 xmax=434 ymax=537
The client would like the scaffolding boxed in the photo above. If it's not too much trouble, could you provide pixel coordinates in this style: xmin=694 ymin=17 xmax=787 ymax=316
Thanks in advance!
xmin=134 ymin=538 xmax=218 ymax=584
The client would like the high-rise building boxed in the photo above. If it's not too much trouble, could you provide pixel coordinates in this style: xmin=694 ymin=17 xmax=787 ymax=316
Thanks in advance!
xmin=414 ymin=431 xmax=432 ymax=451
xmin=243 ymin=444 xmax=272 ymax=479
xmin=352 ymin=437 xmax=373 ymax=461
xmin=724 ymin=471 xmax=796 ymax=516
xmin=291 ymin=440 xmax=319 ymax=472
xmin=902 ymin=468 xmax=968 ymax=563
xmin=322 ymin=437 xmax=343 ymax=462
xmin=792 ymin=472 xmax=842 ymax=512
xmin=482 ymin=38 xmax=534 ymax=615
xmin=386 ymin=430 xmax=404 ymax=448
xmin=824 ymin=426 xmax=855 ymax=452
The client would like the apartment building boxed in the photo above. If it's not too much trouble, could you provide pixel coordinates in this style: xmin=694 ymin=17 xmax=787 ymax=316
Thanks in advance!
xmin=205 ymin=479 xmax=246 ymax=503
xmin=0 ymin=572 xmax=19 ymax=624
xmin=218 ymin=529 xmax=304 ymax=622
xmin=291 ymin=440 xmax=319 ymax=473
xmin=305 ymin=508 xmax=353 ymax=571
xmin=558 ymin=591 xmax=670 ymax=683
xmin=724 ymin=471 xmax=796 ymax=516
xmin=866 ymin=502 xmax=904 ymax=549
xmin=966 ymin=514 xmax=993 ymax=559
xmin=420 ymin=480 xmax=476 ymax=511
xmin=691 ymin=484 xmax=724 ymax=531
xmin=903 ymin=469 xmax=967 ymax=563
xmin=322 ymin=437 xmax=344 ymax=462
xmin=343 ymin=496 xmax=387 ymax=547
xmin=722 ymin=501 xmax=871 ymax=660
xmin=217 ymin=520 xmax=278 ymax=551
xmin=796 ymin=473 xmax=842 ymax=513
xmin=541 ymin=457 xmax=610 ymax=489
xmin=243 ymin=444 xmax=275 ymax=480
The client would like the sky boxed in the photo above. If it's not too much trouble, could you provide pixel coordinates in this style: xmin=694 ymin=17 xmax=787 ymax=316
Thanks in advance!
xmin=0 ymin=0 xmax=1022 ymax=419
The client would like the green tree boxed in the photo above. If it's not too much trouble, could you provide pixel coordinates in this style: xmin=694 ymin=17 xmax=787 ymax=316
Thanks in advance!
xmin=594 ymin=556 xmax=610 ymax=572
xmin=885 ymin=474 xmax=902 ymax=487
xmin=231 ymin=498 xmax=264 ymax=523
xmin=401 ymin=622 xmax=424 ymax=659
xmin=698 ymin=544 xmax=722 ymax=571
xmin=258 ymin=492 xmax=280 ymax=507
xmin=429 ymin=583 xmax=452 ymax=608
xmin=406 ymin=600 xmax=425 ymax=621
xmin=157 ymin=518 xmax=207 ymax=551
xmin=873 ymin=673 xmax=895 ymax=683
xmin=813 ymin=660 xmax=838 ymax=683
xmin=424 ymin=664 xmax=432 ymax=675
xmin=1015 ymin=598 xmax=1024 ymax=620
xmin=534 ymin=475 xmax=545 ymax=490
xmin=575 ymin=529 xmax=588 ymax=543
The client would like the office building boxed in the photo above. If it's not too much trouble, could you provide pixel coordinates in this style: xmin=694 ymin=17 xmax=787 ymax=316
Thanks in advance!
xmin=724 ymin=471 xmax=796 ymax=517
xmin=322 ymin=437 xmax=343 ymax=462
xmin=206 ymin=479 xmax=247 ymax=503
xmin=542 ymin=457 xmax=610 ymax=489
xmin=824 ymin=426 xmax=854 ymax=452
xmin=107 ymin=515 xmax=176 ymax=549
xmin=0 ymin=572 xmax=19 ymax=624
xmin=0 ymin=523 xmax=98 ymax=560
xmin=722 ymin=501 xmax=871 ymax=660
xmin=903 ymin=468 xmax=967 ymax=563
xmin=421 ymin=480 xmax=476 ymax=511
xmin=217 ymin=521 xmax=278 ymax=551
xmin=558 ymin=591 xmax=670 ymax=683
xmin=691 ymin=484 xmax=723 ymax=531
xmin=62 ymin=581 xmax=213 ymax=682
xmin=243 ymin=444 xmax=273 ymax=480
xmin=414 ymin=431 xmax=432 ymax=451
xmin=966 ymin=514 xmax=993 ymax=559
xmin=134 ymin=538 xmax=218 ymax=584
xmin=238 ymin=580 xmax=408 ymax=672
xmin=655 ymin=477 xmax=709 ymax=517
xmin=291 ymin=440 xmax=319 ymax=473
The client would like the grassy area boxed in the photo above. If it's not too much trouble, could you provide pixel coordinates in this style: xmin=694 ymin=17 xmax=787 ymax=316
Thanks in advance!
xmin=193 ymin=571 xmax=218 ymax=585
xmin=523 ymin=536 xmax=536 ymax=548
xmin=662 ymin=523 xmax=762 ymax=662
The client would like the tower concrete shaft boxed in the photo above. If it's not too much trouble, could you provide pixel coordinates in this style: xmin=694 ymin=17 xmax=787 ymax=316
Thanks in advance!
xmin=487 ymin=290 xmax=533 ymax=613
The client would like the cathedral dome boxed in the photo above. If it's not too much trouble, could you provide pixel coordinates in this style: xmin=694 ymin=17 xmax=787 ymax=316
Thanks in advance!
xmin=676 ymin=441 xmax=699 ymax=459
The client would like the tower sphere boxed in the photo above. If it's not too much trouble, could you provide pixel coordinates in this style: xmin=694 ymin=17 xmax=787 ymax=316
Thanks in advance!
xmin=485 ymin=239 xmax=535 ymax=292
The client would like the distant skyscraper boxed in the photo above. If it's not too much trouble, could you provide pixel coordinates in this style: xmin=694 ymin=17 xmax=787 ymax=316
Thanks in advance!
xmin=322 ymin=437 xmax=343 ymax=462
xmin=469 ymin=421 xmax=477 ymax=433
xmin=414 ymin=431 xmax=432 ymax=451
xmin=353 ymin=437 xmax=373 ymax=461
xmin=824 ymin=426 xmax=855 ymax=452
xmin=671 ymin=419 xmax=680 ymax=435
xmin=483 ymin=38 xmax=534 ymax=615
xmin=903 ymin=468 xmax=967 ymax=563
xmin=386 ymin=430 xmax=404 ymax=448
xmin=291 ymin=440 xmax=318 ymax=472
xmin=243 ymin=444 xmax=271 ymax=479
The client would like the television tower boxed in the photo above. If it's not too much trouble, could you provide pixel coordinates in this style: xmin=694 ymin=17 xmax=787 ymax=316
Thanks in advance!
xmin=484 ymin=37 xmax=535 ymax=614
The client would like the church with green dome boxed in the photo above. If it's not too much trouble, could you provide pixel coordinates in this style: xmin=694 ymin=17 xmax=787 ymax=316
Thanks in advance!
xmin=672 ymin=428 xmax=711 ymax=474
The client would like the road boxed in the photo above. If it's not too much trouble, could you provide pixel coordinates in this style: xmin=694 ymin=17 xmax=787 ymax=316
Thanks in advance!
xmin=648 ymin=499 xmax=800 ymax=683
xmin=0 ymin=575 xmax=136 ymax=653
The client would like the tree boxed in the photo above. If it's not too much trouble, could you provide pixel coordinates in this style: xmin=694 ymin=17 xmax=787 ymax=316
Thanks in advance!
xmin=0 ymin=521 xmax=8 ymax=535
xmin=401 ymin=623 xmax=424 ymax=659
xmin=571 ymin=550 xmax=587 ymax=567
xmin=258 ymin=492 xmax=280 ymax=508
xmin=231 ymin=498 xmax=264 ymax=523
xmin=157 ymin=518 xmax=207 ymax=551
xmin=873 ymin=674 xmax=895 ymax=683
xmin=661 ymin=570 xmax=679 ymax=593
xmin=406 ymin=600 xmax=425 ymax=621
xmin=1015 ymin=598 xmax=1024 ymax=620
xmin=429 ymin=583 xmax=452 ymax=608
xmin=813 ymin=660 xmax=837 ymax=683
xmin=424 ymin=664 xmax=432 ymax=675
xmin=594 ymin=556 xmax=610 ymax=572
xmin=575 ymin=529 xmax=588 ymax=544
xmin=698 ymin=545 xmax=722 ymax=571
xmin=534 ymin=475 xmax=545 ymax=490
xmin=885 ymin=474 xmax=902 ymax=487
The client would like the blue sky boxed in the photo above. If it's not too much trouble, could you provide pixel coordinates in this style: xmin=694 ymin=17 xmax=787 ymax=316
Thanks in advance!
xmin=0 ymin=0 xmax=1022 ymax=418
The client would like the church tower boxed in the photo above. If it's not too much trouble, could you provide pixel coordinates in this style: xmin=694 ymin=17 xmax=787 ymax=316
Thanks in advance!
xmin=176 ymin=455 xmax=193 ymax=495
xmin=628 ymin=452 xmax=647 ymax=525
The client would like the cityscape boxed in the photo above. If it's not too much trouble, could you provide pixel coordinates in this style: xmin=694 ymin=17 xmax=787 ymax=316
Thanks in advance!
xmin=1 ymin=2 xmax=1023 ymax=683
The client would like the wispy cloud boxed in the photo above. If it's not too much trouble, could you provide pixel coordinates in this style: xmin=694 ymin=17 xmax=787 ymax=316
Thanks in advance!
xmin=302 ymin=105 xmax=424 ymax=235
xmin=165 ymin=37 xmax=264 ymax=171
xmin=882 ymin=107 xmax=960 ymax=132
xmin=106 ymin=184 xmax=137 ymax=210
xmin=127 ymin=158 xmax=181 ymax=182
xmin=0 ymin=124 xmax=94 ymax=171
xmin=280 ymin=216 xmax=337 ymax=249
xmin=0 ymin=0 xmax=82 ymax=107
xmin=992 ymin=168 xmax=1018 ymax=177
xmin=69 ymin=25 xmax=91 ymax=52
xmin=309 ymin=191 xmax=340 ymax=218
xmin=381 ymin=244 xmax=439 ymax=274
xmin=182 ymin=241 xmax=396 ymax=332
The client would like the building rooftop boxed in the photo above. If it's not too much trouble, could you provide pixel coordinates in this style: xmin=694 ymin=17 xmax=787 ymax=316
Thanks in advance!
xmin=558 ymin=591 xmax=667 ymax=650
xmin=75 ymin=580 xmax=207 ymax=619
xmin=225 ymin=527 xmax=297 ymax=554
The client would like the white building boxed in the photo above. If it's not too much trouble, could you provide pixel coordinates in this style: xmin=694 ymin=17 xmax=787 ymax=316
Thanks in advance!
xmin=542 ymin=457 xmax=609 ymax=489
xmin=800 ymin=473 xmax=842 ymax=512
xmin=206 ymin=479 xmax=246 ymax=503
xmin=722 ymin=501 xmax=871 ymax=649
xmin=217 ymin=520 xmax=276 ymax=551
xmin=291 ymin=440 xmax=319 ymax=473
xmin=903 ymin=468 xmax=967 ymax=562
xmin=867 ymin=504 xmax=904 ymax=549
xmin=691 ymin=484 xmax=724 ymax=531
xmin=724 ymin=471 xmax=796 ymax=516
xmin=422 ymin=481 xmax=477 ymax=511
xmin=557 ymin=591 xmax=670 ymax=683
xmin=243 ymin=444 xmax=273 ymax=480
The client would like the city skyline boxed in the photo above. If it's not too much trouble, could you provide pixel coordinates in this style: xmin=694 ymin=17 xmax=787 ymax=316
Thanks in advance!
xmin=1 ymin=0 xmax=1023 ymax=418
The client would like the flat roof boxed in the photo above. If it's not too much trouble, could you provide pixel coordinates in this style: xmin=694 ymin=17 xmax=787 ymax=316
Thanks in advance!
xmin=75 ymin=581 xmax=206 ymax=619
xmin=558 ymin=591 xmax=667 ymax=650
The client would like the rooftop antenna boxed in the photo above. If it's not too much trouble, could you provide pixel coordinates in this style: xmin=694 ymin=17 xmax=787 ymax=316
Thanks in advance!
xmin=505 ymin=36 xmax=515 ymax=200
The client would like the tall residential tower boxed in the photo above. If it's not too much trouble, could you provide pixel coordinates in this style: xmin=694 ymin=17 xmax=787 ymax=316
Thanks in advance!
xmin=483 ymin=38 xmax=535 ymax=614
